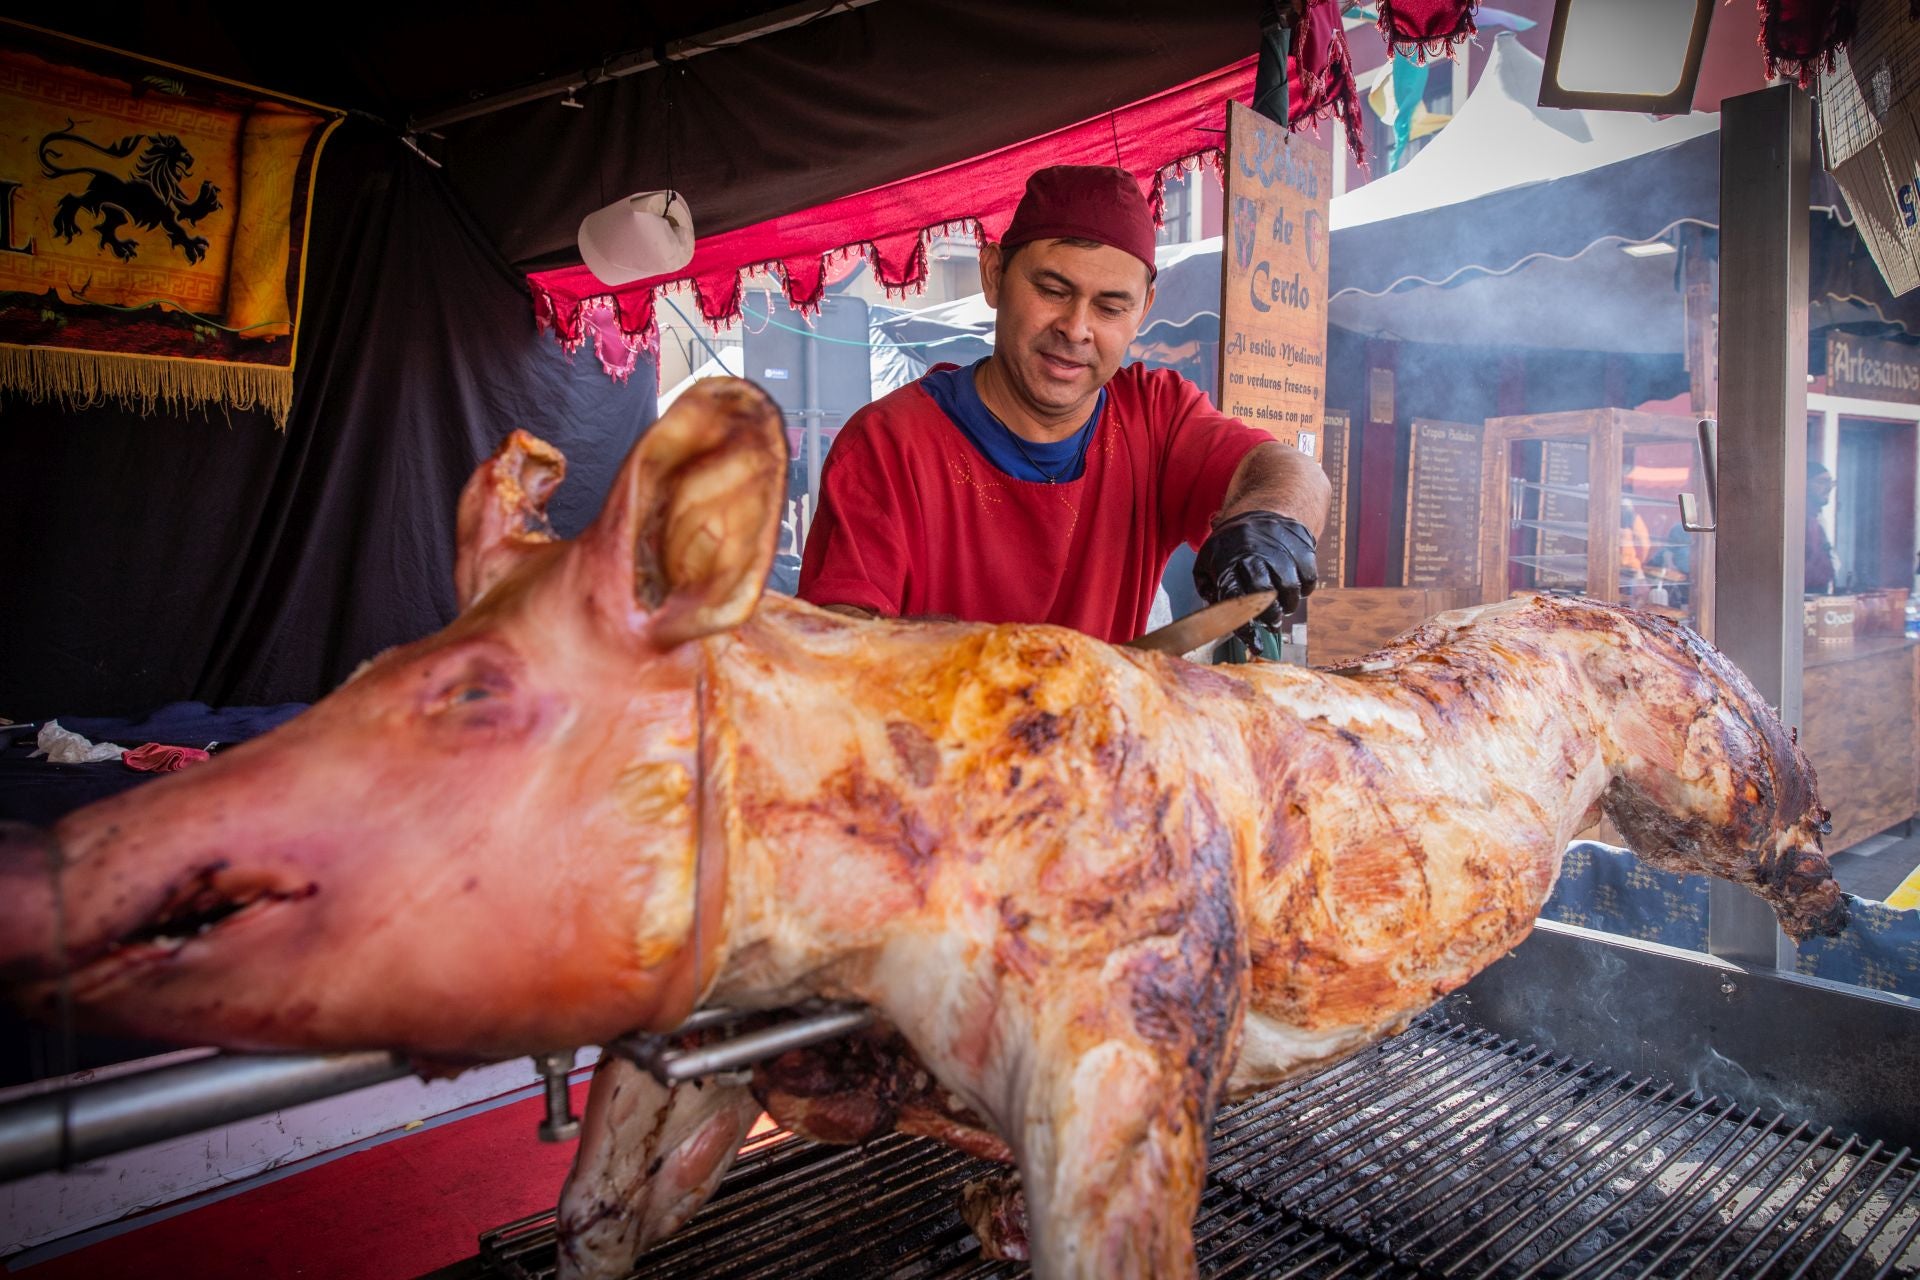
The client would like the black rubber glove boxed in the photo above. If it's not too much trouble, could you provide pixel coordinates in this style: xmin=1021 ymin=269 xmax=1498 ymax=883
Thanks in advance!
xmin=1192 ymin=510 xmax=1319 ymax=649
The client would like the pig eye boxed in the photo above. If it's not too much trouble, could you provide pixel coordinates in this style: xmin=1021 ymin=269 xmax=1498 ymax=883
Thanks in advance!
xmin=430 ymin=681 xmax=501 ymax=714
xmin=416 ymin=648 xmax=527 ymax=732
xmin=423 ymin=666 xmax=515 ymax=719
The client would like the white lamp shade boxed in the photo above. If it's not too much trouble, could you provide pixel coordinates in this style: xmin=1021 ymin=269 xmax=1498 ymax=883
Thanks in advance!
xmin=577 ymin=190 xmax=696 ymax=286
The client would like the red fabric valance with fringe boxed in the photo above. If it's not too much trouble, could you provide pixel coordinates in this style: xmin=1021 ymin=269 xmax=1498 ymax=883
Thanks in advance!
xmin=1375 ymin=1 xmax=1480 ymax=60
xmin=529 ymin=58 xmax=1261 ymax=380
xmin=1759 ymin=0 xmax=1860 ymax=86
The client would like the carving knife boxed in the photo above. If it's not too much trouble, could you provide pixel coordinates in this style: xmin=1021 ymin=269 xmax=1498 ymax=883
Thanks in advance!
xmin=1125 ymin=591 xmax=1277 ymax=656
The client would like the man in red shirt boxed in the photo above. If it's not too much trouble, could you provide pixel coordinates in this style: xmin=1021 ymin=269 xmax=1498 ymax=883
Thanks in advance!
xmin=798 ymin=165 xmax=1331 ymax=647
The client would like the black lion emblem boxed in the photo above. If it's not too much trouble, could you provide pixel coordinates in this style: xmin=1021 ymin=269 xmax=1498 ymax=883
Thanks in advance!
xmin=39 ymin=123 xmax=222 ymax=265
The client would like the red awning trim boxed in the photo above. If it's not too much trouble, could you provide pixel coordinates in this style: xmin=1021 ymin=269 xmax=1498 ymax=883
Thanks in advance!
xmin=1374 ymin=0 xmax=1480 ymax=62
xmin=1757 ymin=0 xmax=1860 ymax=88
xmin=535 ymin=289 xmax=660 ymax=384
xmin=1289 ymin=0 xmax=1368 ymax=153
xmin=530 ymin=59 xmax=1271 ymax=379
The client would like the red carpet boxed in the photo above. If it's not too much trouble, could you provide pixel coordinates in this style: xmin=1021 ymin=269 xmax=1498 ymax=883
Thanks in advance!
xmin=6 ymin=1080 xmax=592 ymax=1280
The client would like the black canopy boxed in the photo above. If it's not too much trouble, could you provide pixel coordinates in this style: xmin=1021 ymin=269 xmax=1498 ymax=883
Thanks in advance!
xmin=36 ymin=2 xmax=1267 ymax=270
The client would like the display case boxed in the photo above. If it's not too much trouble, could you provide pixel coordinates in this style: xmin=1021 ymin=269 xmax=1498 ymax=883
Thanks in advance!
xmin=1477 ymin=408 xmax=1714 ymax=636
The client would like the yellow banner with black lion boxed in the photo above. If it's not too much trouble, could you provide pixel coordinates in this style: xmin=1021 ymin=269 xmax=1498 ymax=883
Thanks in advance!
xmin=0 ymin=21 xmax=342 ymax=426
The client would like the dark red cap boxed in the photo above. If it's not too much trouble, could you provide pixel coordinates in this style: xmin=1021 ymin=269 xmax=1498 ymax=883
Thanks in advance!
xmin=1001 ymin=165 xmax=1157 ymax=279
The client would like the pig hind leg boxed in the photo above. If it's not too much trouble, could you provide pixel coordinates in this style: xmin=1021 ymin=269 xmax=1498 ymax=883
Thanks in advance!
xmin=556 ymin=1057 xmax=761 ymax=1280
xmin=1004 ymin=938 xmax=1242 ymax=1279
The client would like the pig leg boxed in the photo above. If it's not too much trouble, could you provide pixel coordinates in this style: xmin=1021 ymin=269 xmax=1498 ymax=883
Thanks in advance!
xmin=1006 ymin=938 xmax=1244 ymax=1279
xmin=556 ymin=1056 xmax=761 ymax=1280
xmin=1011 ymin=1035 xmax=1212 ymax=1278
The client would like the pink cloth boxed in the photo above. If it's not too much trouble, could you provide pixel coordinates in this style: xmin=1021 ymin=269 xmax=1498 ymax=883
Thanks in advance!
xmin=123 ymin=742 xmax=212 ymax=773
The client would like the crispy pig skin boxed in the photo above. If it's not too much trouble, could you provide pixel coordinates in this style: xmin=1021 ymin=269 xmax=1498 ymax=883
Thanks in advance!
xmin=671 ymin=589 xmax=1844 ymax=1277
xmin=3 ymin=388 xmax=1846 ymax=1280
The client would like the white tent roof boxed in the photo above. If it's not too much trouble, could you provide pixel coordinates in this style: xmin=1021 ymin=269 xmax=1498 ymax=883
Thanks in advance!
xmin=657 ymin=349 xmax=744 ymax=415
xmin=1333 ymin=32 xmax=1717 ymax=231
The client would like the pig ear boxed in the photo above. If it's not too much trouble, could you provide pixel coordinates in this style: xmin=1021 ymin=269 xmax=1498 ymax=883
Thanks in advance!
xmin=595 ymin=378 xmax=788 ymax=648
xmin=455 ymin=430 xmax=568 ymax=610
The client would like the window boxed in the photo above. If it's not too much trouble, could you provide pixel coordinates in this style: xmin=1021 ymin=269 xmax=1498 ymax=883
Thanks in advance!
xmin=1155 ymin=171 xmax=1200 ymax=246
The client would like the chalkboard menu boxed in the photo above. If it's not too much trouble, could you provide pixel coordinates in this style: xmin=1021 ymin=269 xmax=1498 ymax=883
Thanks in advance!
xmin=1320 ymin=409 xmax=1350 ymax=588
xmin=1404 ymin=419 xmax=1483 ymax=588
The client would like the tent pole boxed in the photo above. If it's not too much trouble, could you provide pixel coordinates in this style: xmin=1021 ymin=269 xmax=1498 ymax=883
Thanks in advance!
xmin=1710 ymin=83 xmax=1811 ymax=970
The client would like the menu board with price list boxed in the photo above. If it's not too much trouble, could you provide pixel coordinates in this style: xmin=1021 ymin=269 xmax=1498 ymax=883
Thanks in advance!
xmin=1403 ymin=419 xmax=1483 ymax=589
xmin=1318 ymin=409 xmax=1350 ymax=589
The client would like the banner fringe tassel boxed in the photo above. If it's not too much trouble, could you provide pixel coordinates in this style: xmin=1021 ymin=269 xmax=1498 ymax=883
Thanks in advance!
xmin=0 ymin=348 xmax=292 ymax=427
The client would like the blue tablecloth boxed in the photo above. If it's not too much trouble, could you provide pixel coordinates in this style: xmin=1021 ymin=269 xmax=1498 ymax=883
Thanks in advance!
xmin=0 ymin=701 xmax=306 ymax=827
xmin=1545 ymin=840 xmax=1920 ymax=998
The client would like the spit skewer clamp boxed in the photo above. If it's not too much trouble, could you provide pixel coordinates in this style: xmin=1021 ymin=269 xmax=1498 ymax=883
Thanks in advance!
xmin=531 ymin=1002 xmax=873 ymax=1140
xmin=607 ymin=1001 xmax=874 ymax=1087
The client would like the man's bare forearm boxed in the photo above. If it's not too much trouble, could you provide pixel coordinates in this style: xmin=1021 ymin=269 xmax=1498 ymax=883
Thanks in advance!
xmin=1215 ymin=441 xmax=1331 ymax=538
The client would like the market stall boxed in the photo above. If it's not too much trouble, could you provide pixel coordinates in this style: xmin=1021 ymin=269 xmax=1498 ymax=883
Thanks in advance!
xmin=6 ymin=3 xmax=1920 ymax=1279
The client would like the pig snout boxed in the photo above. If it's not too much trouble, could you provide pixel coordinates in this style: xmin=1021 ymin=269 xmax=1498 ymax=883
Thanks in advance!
xmin=0 ymin=822 xmax=62 ymax=986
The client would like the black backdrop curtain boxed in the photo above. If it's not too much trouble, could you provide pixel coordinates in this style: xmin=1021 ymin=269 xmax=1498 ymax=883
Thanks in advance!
xmin=443 ymin=0 xmax=1266 ymax=270
xmin=0 ymin=120 xmax=658 ymax=720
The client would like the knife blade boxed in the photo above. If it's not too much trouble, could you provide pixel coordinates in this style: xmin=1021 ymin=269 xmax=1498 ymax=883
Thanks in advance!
xmin=1124 ymin=591 xmax=1277 ymax=656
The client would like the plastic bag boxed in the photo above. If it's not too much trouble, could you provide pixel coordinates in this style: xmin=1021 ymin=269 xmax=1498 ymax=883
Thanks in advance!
xmin=31 ymin=720 xmax=126 ymax=764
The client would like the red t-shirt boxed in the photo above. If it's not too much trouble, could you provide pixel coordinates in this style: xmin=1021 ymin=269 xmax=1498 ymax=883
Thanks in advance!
xmin=797 ymin=363 xmax=1269 ymax=643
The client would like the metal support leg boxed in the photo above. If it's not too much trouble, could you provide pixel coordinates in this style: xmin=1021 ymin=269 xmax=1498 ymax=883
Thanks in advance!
xmin=803 ymin=330 xmax=823 ymax=512
xmin=1712 ymin=84 xmax=1812 ymax=968
xmin=534 ymin=1049 xmax=579 ymax=1142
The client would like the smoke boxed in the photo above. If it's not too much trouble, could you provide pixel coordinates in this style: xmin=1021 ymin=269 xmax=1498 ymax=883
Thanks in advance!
xmin=1686 ymin=1045 xmax=1800 ymax=1117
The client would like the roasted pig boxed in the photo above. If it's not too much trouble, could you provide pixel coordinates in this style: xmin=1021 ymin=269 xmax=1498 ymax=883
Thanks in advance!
xmin=0 ymin=379 xmax=1846 ymax=1279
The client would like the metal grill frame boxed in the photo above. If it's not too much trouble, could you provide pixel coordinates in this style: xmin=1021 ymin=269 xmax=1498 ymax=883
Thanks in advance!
xmin=477 ymin=1010 xmax=1920 ymax=1280
xmin=1439 ymin=921 xmax=1920 ymax=1151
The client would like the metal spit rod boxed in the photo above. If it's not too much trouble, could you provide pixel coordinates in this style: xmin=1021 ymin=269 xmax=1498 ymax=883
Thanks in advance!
xmin=0 ymin=1002 xmax=875 ymax=1179
xmin=608 ymin=1003 xmax=874 ymax=1086
xmin=0 ymin=1050 xmax=409 ymax=1183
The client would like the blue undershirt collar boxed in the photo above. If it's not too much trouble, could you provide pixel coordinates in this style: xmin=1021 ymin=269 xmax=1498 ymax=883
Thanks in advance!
xmin=921 ymin=358 xmax=1104 ymax=484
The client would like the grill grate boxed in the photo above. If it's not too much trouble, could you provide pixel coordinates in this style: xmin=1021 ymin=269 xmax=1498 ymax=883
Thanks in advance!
xmin=476 ymin=1016 xmax=1920 ymax=1279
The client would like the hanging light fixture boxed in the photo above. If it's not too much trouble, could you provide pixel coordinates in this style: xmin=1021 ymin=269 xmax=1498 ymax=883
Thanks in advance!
xmin=577 ymin=191 xmax=696 ymax=287
xmin=1538 ymin=0 xmax=1716 ymax=114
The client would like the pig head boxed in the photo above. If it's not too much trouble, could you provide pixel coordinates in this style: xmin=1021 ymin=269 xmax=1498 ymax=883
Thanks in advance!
xmin=0 ymin=380 xmax=788 ymax=1062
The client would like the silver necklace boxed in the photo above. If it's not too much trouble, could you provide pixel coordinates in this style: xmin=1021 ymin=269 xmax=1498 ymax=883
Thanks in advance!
xmin=1003 ymin=418 xmax=1094 ymax=484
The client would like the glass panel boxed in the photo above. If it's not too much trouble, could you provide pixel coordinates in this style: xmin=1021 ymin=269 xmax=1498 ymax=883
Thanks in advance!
xmin=1798 ymin=398 xmax=1920 ymax=992
xmin=1505 ymin=438 xmax=1592 ymax=593
xmin=1621 ymin=434 xmax=1705 ymax=621
xmin=1483 ymin=424 xmax=1710 ymax=624
xmin=1833 ymin=416 xmax=1916 ymax=592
